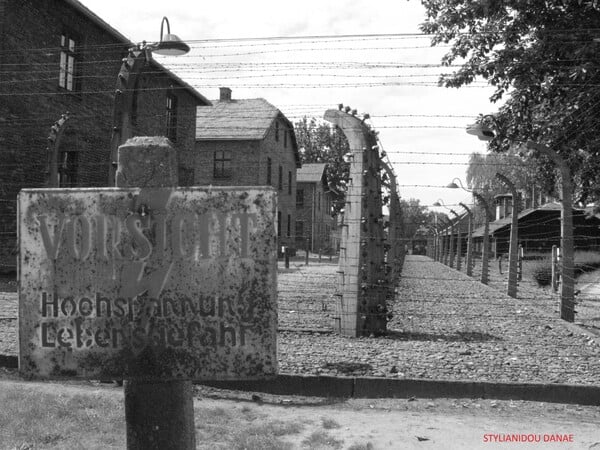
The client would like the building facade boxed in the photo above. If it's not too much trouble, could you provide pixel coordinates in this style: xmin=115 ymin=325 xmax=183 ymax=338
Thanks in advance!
xmin=295 ymin=163 xmax=336 ymax=253
xmin=0 ymin=0 xmax=210 ymax=272
xmin=195 ymin=88 xmax=301 ymax=249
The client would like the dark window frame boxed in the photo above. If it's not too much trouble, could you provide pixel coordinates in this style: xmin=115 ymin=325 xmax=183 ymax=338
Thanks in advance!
xmin=214 ymin=150 xmax=232 ymax=179
xmin=296 ymin=188 xmax=304 ymax=208
xmin=58 ymin=32 xmax=81 ymax=92
xmin=278 ymin=165 xmax=283 ymax=191
xmin=295 ymin=220 xmax=304 ymax=239
xmin=277 ymin=211 xmax=282 ymax=237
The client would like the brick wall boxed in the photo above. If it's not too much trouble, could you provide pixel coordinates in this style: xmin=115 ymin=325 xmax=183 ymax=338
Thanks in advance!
xmin=0 ymin=0 xmax=204 ymax=272
xmin=194 ymin=116 xmax=299 ymax=249
xmin=296 ymin=181 xmax=335 ymax=252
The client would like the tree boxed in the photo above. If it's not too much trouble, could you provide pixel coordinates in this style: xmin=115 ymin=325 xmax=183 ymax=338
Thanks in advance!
xmin=421 ymin=0 xmax=600 ymax=204
xmin=294 ymin=117 xmax=350 ymax=214
xmin=400 ymin=198 xmax=436 ymax=239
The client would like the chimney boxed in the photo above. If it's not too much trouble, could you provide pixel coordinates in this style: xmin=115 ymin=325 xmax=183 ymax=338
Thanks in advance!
xmin=219 ymin=87 xmax=232 ymax=102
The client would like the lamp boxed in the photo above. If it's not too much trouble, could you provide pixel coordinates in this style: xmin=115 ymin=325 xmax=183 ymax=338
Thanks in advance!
xmin=108 ymin=16 xmax=190 ymax=185
xmin=153 ymin=17 xmax=190 ymax=56
xmin=466 ymin=115 xmax=496 ymax=141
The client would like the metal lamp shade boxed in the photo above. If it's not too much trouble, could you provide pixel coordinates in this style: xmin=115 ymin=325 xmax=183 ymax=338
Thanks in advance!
xmin=154 ymin=33 xmax=190 ymax=56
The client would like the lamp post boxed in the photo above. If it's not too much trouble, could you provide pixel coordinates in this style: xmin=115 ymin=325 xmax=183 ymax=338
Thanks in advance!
xmin=527 ymin=142 xmax=575 ymax=322
xmin=496 ymin=172 xmax=519 ymax=298
xmin=108 ymin=17 xmax=191 ymax=186
xmin=447 ymin=179 xmax=492 ymax=284
xmin=465 ymin=117 xmax=520 ymax=295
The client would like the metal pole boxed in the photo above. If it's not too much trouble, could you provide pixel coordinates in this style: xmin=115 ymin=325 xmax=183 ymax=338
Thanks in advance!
xmin=496 ymin=173 xmax=519 ymax=298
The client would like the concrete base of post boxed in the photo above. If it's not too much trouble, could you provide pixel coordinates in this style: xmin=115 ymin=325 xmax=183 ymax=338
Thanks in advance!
xmin=125 ymin=380 xmax=195 ymax=450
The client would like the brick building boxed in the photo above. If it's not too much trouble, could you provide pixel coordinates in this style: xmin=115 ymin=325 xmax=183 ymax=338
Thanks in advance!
xmin=0 ymin=0 xmax=210 ymax=272
xmin=295 ymin=163 xmax=337 ymax=252
xmin=195 ymin=88 xmax=301 ymax=249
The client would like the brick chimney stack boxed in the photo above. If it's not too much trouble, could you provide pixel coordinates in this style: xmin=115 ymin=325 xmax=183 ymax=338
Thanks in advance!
xmin=219 ymin=87 xmax=232 ymax=102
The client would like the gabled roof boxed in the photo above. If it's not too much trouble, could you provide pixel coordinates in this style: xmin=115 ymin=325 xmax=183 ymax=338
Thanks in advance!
xmin=297 ymin=163 xmax=327 ymax=183
xmin=196 ymin=97 xmax=301 ymax=167
xmin=196 ymin=98 xmax=280 ymax=140
xmin=63 ymin=0 xmax=210 ymax=106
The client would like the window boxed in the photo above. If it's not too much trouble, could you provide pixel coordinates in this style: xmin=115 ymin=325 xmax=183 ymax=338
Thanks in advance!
xmin=295 ymin=221 xmax=304 ymax=239
xmin=318 ymin=192 xmax=321 ymax=211
xmin=166 ymin=93 xmax=178 ymax=142
xmin=287 ymin=214 xmax=291 ymax=237
xmin=58 ymin=33 xmax=80 ymax=91
xmin=296 ymin=189 xmax=304 ymax=208
xmin=288 ymin=171 xmax=292 ymax=195
xmin=267 ymin=157 xmax=272 ymax=184
xmin=284 ymin=129 xmax=288 ymax=148
xmin=277 ymin=211 xmax=282 ymax=237
xmin=58 ymin=151 xmax=78 ymax=187
xmin=275 ymin=122 xmax=280 ymax=142
xmin=278 ymin=166 xmax=283 ymax=190
xmin=214 ymin=150 xmax=232 ymax=178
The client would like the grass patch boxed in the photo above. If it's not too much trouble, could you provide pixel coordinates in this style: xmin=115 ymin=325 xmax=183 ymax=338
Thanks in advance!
xmin=0 ymin=385 xmax=125 ymax=449
xmin=0 ymin=384 xmax=306 ymax=450
xmin=321 ymin=416 xmax=341 ymax=429
xmin=573 ymin=251 xmax=600 ymax=276
xmin=347 ymin=443 xmax=374 ymax=450
xmin=530 ymin=258 xmax=552 ymax=287
xmin=526 ymin=251 xmax=600 ymax=287
xmin=302 ymin=430 xmax=344 ymax=449
xmin=195 ymin=404 xmax=303 ymax=449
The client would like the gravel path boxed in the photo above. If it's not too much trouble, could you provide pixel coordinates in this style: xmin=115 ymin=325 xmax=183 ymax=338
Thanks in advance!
xmin=1 ymin=255 xmax=599 ymax=385
xmin=277 ymin=256 xmax=600 ymax=384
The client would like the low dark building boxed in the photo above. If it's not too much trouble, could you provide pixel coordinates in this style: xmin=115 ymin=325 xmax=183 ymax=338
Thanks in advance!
xmin=472 ymin=202 xmax=600 ymax=257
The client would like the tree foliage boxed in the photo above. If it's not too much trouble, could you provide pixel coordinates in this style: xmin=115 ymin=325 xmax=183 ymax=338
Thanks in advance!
xmin=466 ymin=150 xmax=547 ymax=199
xmin=400 ymin=198 xmax=444 ymax=239
xmin=421 ymin=0 xmax=600 ymax=204
xmin=293 ymin=117 xmax=350 ymax=214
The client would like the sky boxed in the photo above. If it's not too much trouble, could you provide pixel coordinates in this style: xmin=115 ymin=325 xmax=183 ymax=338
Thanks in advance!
xmin=78 ymin=0 xmax=497 ymax=212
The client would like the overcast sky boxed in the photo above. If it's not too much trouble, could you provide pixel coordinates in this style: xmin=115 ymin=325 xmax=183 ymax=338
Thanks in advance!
xmin=79 ymin=0 xmax=497 ymax=212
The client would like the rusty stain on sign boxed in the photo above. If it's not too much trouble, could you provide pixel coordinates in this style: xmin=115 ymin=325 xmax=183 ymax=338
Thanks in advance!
xmin=18 ymin=187 xmax=277 ymax=380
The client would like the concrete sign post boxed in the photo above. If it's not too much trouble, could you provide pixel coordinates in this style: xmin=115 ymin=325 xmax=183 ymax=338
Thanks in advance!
xmin=18 ymin=137 xmax=277 ymax=448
